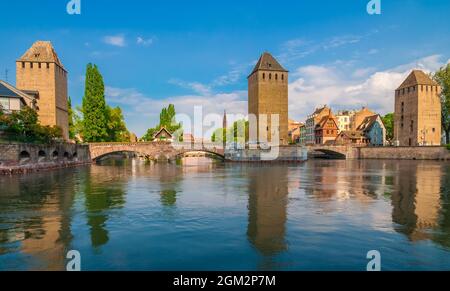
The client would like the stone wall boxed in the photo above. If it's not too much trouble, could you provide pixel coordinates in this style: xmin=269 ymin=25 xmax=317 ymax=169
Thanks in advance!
xmin=358 ymin=146 xmax=450 ymax=160
xmin=226 ymin=146 xmax=308 ymax=162
xmin=0 ymin=143 xmax=91 ymax=174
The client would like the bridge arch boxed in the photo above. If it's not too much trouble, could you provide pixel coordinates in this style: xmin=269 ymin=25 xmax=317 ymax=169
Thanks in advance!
xmin=175 ymin=150 xmax=225 ymax=161
xmin=310 ymin=148 xmax=346 ymax=159
xmin=88 ymin=142 xmax=225 ymax=162
xmin=305 ymin=145 xmax=357 ymax=159
xmin=93 ymin=150 xmax=153 ymax=162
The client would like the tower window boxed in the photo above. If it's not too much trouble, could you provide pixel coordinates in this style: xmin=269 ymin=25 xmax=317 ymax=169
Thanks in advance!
xmin=262 ymin=73 xmax=265 ymax=80
xmin=275 ymin=74 xmax=278 ymax=80
xmin=38 ymin=63 xmax=41 ymax=69
xmin=22 ymin=62 xmax=25 ymax=68
xmin=30 ymin=62 xmax=33 ymax=69
xmin=282 ymin=74 xmax=284 ymax=81
xmin=269 ymin=73 xmax=272 ymax=80
xmin=47 ymin=63 xmax=50 ymax=69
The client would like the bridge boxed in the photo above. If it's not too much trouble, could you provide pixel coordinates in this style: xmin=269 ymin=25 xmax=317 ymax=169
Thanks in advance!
xmin=88 ymin=142 xmax=225 ymax=161
xmin=305 ymin=145 xmax=361 ymax=159
xmin=88 ymin=142 xmax=362 ymax=161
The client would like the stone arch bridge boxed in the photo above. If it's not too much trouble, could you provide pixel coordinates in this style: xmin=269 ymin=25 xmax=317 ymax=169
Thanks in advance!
xmin=88 ymin=142 xmax=225 ymax=161
xmin=305 ymin=145 xmax=361 ymax=159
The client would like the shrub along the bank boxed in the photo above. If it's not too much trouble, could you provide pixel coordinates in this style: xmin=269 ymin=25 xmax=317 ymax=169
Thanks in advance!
xmin=0 ymin=106 xmax=62 ymax=144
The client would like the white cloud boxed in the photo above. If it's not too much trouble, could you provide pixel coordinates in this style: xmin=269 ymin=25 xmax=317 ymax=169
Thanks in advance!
xmin=105 ymin=86 xmax=247 ymax=137
xmin=103 ymin=35 xmax=126 ymax=47
xmin=136 ymin=36 xmax=154 ymax=46
xmin=288 ymin=54 xmax=449 ymax=122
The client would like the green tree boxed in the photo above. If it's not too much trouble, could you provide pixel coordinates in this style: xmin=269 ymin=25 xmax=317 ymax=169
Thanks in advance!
xmin=82 ymin=64 xmax=109 ymax=142
xmin=434 ymin=64 xmax=450 ymax=144
xmin=107 ymin=106 xmax=130 ymax=142
xmin=2 ymin=107 xmax=62 ymax=143
xmin=211 ymin=120 xmax=249 ymax=144
xmin=68 ymin=97 xmax=76 ymax=140
xmin=142 ymin=104 xmax=182 ymax=141
xmin=382 ymin=113 xmax=394 ymax=141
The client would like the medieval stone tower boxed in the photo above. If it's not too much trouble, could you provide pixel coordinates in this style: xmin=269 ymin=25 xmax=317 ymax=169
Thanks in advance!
xmin=394 ymin=70 xmax=442 ymax=146
xmin=248 ymin=52 xmax=289 ymax=145
xmin=16 ymin=41 xmax=69 ymax=140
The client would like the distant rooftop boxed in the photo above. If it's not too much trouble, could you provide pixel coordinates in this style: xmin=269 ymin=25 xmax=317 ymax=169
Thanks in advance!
xmin=17 ymin=41 xmax=64 ymax=69
xmin=397 ymin=70 xmax=438 ymax=90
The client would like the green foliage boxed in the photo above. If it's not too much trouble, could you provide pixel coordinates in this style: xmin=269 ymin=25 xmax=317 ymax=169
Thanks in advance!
xmin=81 ymin=63 xmax=109 ymax=142
xmin=382 ymin=113 xmax=394 ymax=141
xmin=77 ymin=63 xmax=130 ymax=143
xmin=106 ymin=106 xmax=130 ymax=142
xmin=434 ymin=64 xmax=450 ymax=144
xmin=211 ymin=120 xmax=249 ymax=144
xmin=142 ymin=104 xmax=182 ymax=141
xmin=0 ymin=106 xmax=62 ymax=144
xmin=446 ymin=144 xmax=450 ymax=151
xmin=68 ymin=97 xmax=76 ymax=140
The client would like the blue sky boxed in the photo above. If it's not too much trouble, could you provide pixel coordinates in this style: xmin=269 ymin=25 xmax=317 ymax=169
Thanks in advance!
xmin=1 ymin=0 xmax=450 ymax=136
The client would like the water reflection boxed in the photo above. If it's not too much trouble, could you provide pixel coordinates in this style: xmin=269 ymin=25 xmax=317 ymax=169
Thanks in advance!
xmin=0 ymin=158 xmax=449 ymax=270
xmin=246 ymin=166 xmax=288 ymax=269
xmin=0 ymin=170 xmax=77 ymax=270
xmin=391 ymin=163 xmax=444 ymax=242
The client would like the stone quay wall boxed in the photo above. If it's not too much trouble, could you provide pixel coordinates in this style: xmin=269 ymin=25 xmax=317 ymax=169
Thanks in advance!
xmin=358 ymin=146 xmax=450 ymax=160
xmin=226 ymin=146 xmax=308 ymax=162
xmin=0 ymin=143 xmax=91 ymax=175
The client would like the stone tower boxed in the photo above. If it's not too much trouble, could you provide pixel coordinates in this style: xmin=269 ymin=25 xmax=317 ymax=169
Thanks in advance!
xmin=16 ymin=41 xmax=69 ymax=140
xmin=248 ymin=52 xmax=289 ymax=145
xmin=394 ymin=70 xmax=441 ymax=146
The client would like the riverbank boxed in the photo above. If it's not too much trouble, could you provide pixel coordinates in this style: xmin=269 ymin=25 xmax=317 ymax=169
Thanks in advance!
xmin=0 ymin=143 xmax=91 ymax=175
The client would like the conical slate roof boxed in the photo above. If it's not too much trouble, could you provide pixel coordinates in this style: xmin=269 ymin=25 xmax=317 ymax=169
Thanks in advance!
xmin=17 ymin=41 xmax=64 ymax=68
xmin=250 ymin=52 xmax=288 ymax=76
xmin=397 ymin=70 xmax=438 ymax=90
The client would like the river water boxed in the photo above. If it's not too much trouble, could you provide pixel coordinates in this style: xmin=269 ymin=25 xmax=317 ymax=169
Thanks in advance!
xmin=0 ymin=158 xmax=449 ymax=271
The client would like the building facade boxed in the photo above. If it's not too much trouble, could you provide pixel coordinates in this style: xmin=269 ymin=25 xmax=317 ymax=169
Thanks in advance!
xmin=335 ymin=110 xmax=356 ymax=133
xmin=305 ymin=106 xmax=331 ymax=145
xmin=357 ymin=114 xmax=386 ymax=146
xmin=299 ymin=124 xmax=306 ymax=145
xmin=350 ymin=107 xmax=376 ymax=131
xmin=16 ymin=41 xmax=69 ymax=140
xmin=314 ymin=113 xmax=339 ymax=145
xmin=335 ymin=131 xmax=368 ymax=145
xmin=394 ymin=70 xmax=442 ymax=146
xmin=0 ymin=80 xmax=36 ymax=113
xmin=288 ymin=119 xmax=302 ymax=144
xmin=248 ymin=52 xmax=289 ymax=146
